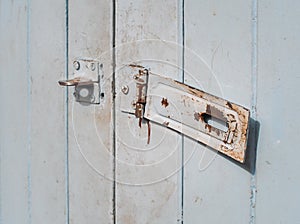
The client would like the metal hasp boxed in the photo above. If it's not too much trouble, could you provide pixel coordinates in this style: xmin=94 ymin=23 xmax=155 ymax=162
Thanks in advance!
xmin=58 ymin=59 xmax=102 ymax=104
xmin=120 ymin=66 xmax=250 ymax=163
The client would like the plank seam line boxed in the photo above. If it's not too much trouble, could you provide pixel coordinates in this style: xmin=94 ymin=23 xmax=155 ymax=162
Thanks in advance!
xmin=180 ymin=0 xmax=185 ymax=223
xmin=250 ymin=0 xmax=258 ymax=223
xmin=112 ymin=0 xmax=117 ymax=223
xmin=26 ymin=0 xmax=32 ymax=223
xmin=65 ymin=0 xmax=70 ymax=223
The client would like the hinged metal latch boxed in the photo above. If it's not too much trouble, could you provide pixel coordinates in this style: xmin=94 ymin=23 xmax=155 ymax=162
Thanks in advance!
xmin=120 ymin=66 xmax=250 ymax=163
xmin=58 ymin=59 xmax=102 ymax=104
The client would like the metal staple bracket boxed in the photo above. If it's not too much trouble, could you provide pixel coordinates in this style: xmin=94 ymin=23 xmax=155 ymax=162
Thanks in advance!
xmin=58 ymin=59 xmax=102 ymax=104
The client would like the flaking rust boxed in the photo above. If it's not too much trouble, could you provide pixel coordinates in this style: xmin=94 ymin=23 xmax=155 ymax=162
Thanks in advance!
xmin=131 ymin=66 xmax=152 ymax=144
xmin=145 ymin=73 xmax=250 ymax=163
xmin=174 ymin=79 xmax=250 ymax=163
xmin=121 ymin=66 xmax=250 ymax=162
xmin=161 ymin=98 xmax=169 ymax=107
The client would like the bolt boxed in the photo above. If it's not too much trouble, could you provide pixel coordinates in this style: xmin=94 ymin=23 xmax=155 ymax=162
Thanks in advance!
xmin=73 ymin=61 xmax=80 ymax=70
xmin=121 ymin=85 xmax=129 ymax=94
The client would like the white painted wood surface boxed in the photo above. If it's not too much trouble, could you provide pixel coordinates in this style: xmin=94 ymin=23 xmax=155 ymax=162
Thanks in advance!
xmin=0 ymin=0 xmax=67 ymax=223
xmin=1 ymin=0 xmax=300 ymax=223
xmin=30 ymin=0 xmax=66 ymax=223
xmin=183 ymin=1 xmax=253 ymax=223
xmin=256 ymin=1 xmax=300 ymax=223
xmin=0 ymin=1 xmax=29 ymax=223
xmin=68 ymin=1 xmax=114 ymax=223
xmin=115 ymin=0 xmax=183 ymax=223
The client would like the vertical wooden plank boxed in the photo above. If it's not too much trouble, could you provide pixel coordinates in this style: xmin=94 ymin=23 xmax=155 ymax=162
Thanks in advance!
xmin=184 ymin=1 xmax=253 ymax=223
xmin=68 ymin=1 xmax=114 ymax=223
xmin=115 ymin=1 xmax=183 ymax=223
xmin=29 ymin=0 xmax=66 ymax=223
xmin=256 ymin=1 xmax=300 ymax=223
xmin=0 ymin=1 xmax=29 ymax=223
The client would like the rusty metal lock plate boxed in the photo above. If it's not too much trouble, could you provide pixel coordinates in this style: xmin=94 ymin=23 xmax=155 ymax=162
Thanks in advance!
xmin=120 ymin=66 xmax=250 ymax=163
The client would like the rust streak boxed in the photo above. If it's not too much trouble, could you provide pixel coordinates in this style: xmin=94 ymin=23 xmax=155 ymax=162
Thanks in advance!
xmin=147 ymin=120 xmax=151 ymax=144
xmin=226 ymin=101 xmax=233 ymax=109
xmin=171 ymin=78 xmax=250 ymax=163
xmin=212 ymin=126 xmax=220 ymax=136
xmin=205 ymin=124 xmax=212 ymax=133
xmin=194 ymin=112 xmax=204 ymax=122
xmin=136 ymin=83 xmax=145 ymax=103
xmin=138 ymin=118 xmax=142 ymax=128
xmin=194 ymin=112 xmax=200 ymax=121
xmin=161 ymin=98 xmax=169 ymax=107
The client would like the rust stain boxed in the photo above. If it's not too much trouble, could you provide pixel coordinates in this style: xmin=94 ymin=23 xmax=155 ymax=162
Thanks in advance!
xmin=205 ymin=124 xmax=212 ymax=133
xmin=212 ymin=127 xmax=220 ymax=136
xmin=226 ymin=101 xmax=233 ymax=109
xmin=227 ymin=114 xmax=236 ymax=122
xmin=138 ymin=118 xmax=142 ymax=128
xmin=136 ymin=83 xmax=146 ymax=103
xmin=172 ymin=78 xmax=250 ymax=163
xmin=161 ymin=98 xmax=169 ymax=107
xmin=194 ymin=112 xmax=222 ymax=136
xmin=174 ymin=80 xmax=204 ymax=98
xmin=194 ymin=112 xmax=200 ymax=121
xmin=147 ymin=120 xmax=151 ymax=144
xmin=194 ymin=112 xmax=204 ymax=122
xmin=128 ymin=63 xmax=144 ymax=68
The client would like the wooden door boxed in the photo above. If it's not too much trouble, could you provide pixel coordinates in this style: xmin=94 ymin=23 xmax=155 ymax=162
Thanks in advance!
xmin=1 ymin=1 xmax=300 ymax=224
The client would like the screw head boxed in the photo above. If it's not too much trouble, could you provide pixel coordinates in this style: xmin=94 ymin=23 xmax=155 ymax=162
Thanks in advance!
xmin=73 ymin=61 xmax=80 ymax=70
xmin=121 ymin=85 xmax=129 ymax=94
xmin=90 ymin=62 xmax=96 ymax=71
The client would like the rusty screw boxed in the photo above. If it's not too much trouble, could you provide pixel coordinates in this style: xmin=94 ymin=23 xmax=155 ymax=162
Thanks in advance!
xmin=73 ymin=61 xmax=80 ymax=70
xmin=121 ymin=85 xmax=129 ymax=94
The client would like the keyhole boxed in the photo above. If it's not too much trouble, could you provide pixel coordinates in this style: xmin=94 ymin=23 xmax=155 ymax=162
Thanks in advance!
xmin=201 ymin=113 xmax=228 ymax=132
